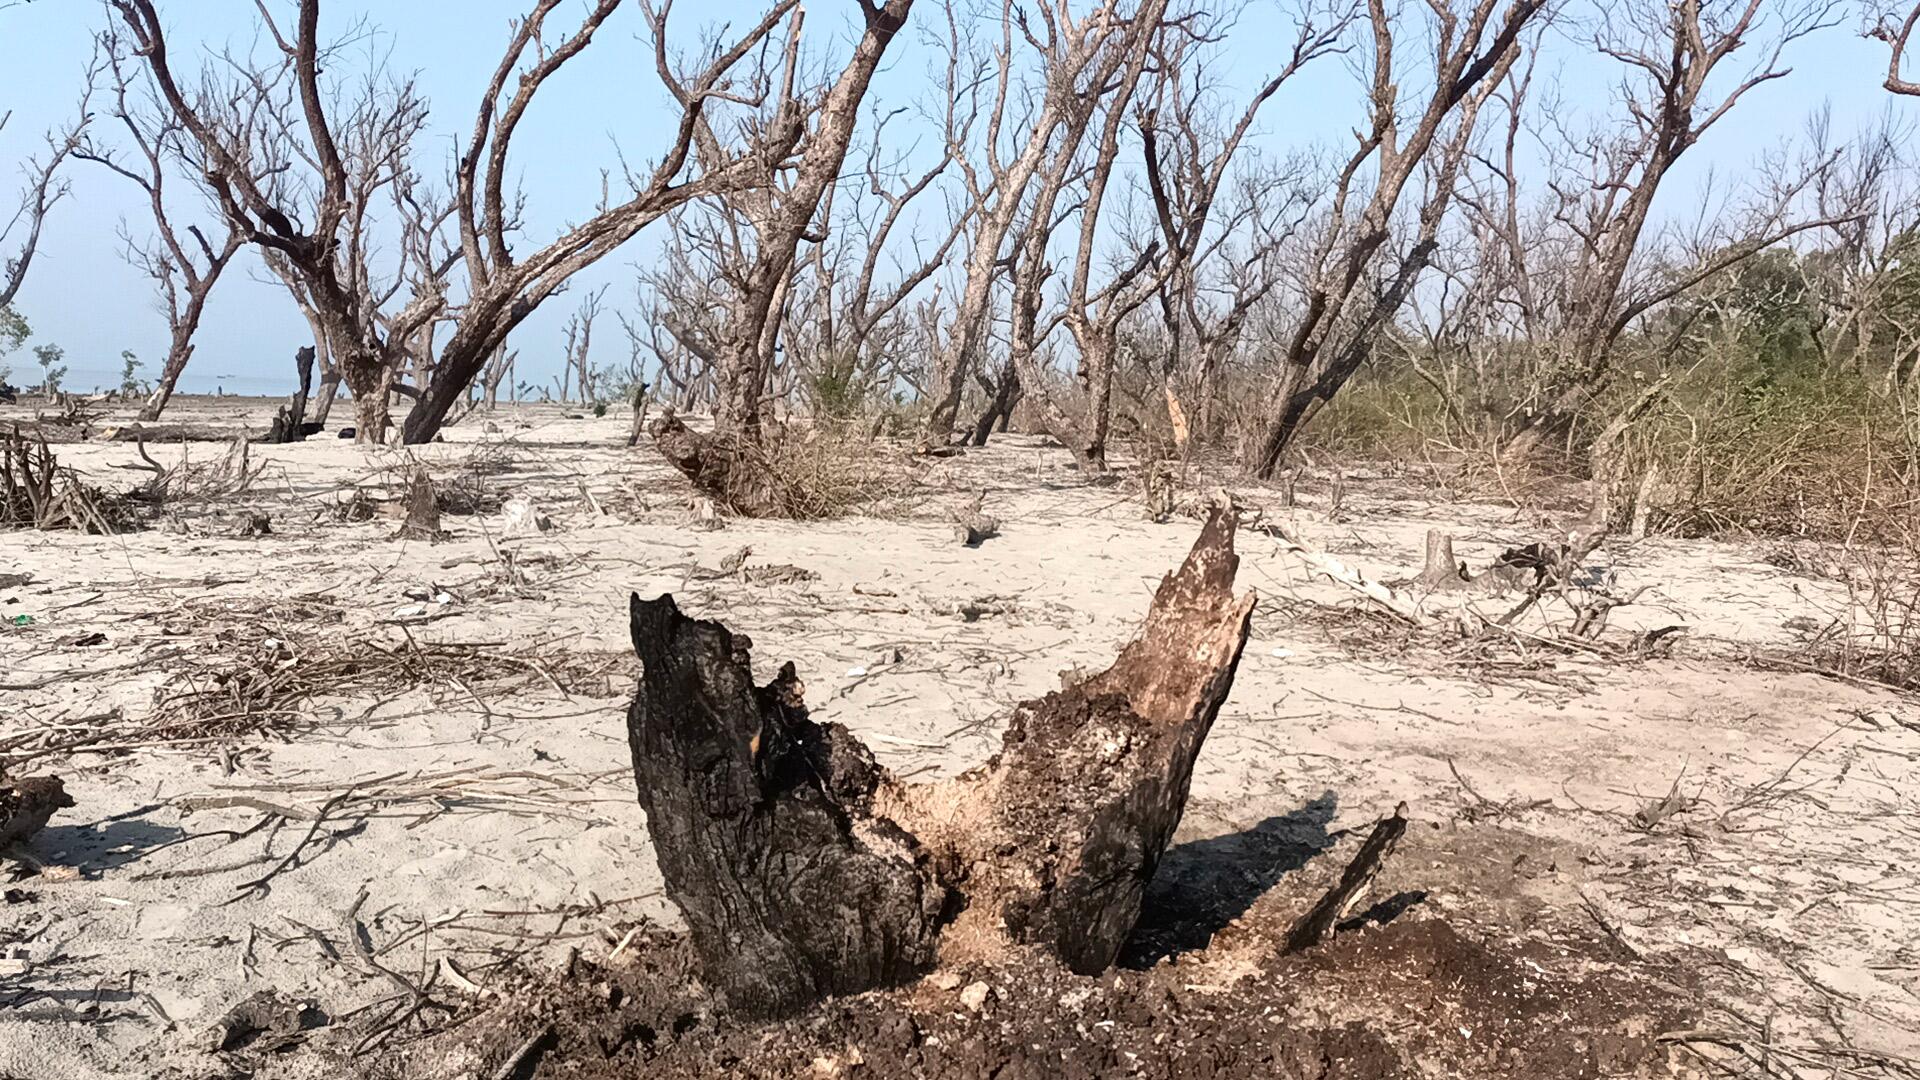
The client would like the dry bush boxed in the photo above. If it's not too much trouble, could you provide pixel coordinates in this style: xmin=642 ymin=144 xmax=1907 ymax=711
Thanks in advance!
xmin=124 ymin=434 xmax=265 ymax=506
xmin=149 ymin=629 xmax=633 ymax=738
xmin=754 ymin=422 xmax=918 ymax=520
xmin=461 ymin=438 xmax=520 ymax=477
xmin=434 ymin=473 xmax=504 ymax=516
xmin=1600 ymin=370 xmax=1917 ymax=539
xmin=361 ymin=444 xmax=518 ymax=517
xmin=1 ymin=430 xmax=130 ymax=533
xmin=1781 ymin=517 xmax=1920 ymax=690
xmin=435 ymin=441 xmax=523 ymax=514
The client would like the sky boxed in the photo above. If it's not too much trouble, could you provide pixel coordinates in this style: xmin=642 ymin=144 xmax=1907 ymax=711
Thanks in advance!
xmin=0 ymin=0 xmax=1911 ymax=397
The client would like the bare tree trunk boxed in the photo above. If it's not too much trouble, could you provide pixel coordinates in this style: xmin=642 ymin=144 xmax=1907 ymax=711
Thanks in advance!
xmin=968 ymin=360 xmax=1020 ymax=446
xmin=266 ymin=346 xmax=316 ymax=443
xmin=310 ymin=368 xmax=342 ymax=426
xmin=646 ymin=1 xmax=918 ymax=510
xmin=343 ymin=349 xmax=393 ymax=444
xmin=1245 ymin=0 xmax=1542 ymax=477
xmin=627 ymin=506 xmax=1254 ymax=1016
xmin=480 ymin=344 xmax=514 ymax=411
xmin=138 ymin=330 xmax=195 ymax=421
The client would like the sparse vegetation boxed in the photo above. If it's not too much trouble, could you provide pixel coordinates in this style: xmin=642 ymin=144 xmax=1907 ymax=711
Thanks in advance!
xmin=31 ymin=343 xmax=65 ymax=396
xmin=7 ymin=4 xmax=1920 ymax=1079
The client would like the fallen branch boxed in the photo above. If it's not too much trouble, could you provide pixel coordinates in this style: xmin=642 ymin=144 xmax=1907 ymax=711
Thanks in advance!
xmin=1259 ymin=523 xmax=1425 ymax=624
xmin=1284 ymin=802 xmax=1410 ymax=952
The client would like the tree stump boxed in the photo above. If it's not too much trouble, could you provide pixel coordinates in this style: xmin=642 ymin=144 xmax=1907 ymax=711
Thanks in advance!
xmin=0 ymin=775 xmax=73 ymax=849
xmin=1414 ymin=529 xmax=1469 ymax=591
xmin=950 ymin=492 xmax=999 ymax=547
xmin=626 ymin=597 xmax=949 ymax=1016
xmin=626 ymin=505 xmax=1257 ymax=1015
xmin=394 ymin=468 xmax=443 ymax=541
xmin=648 ymin=411 xmax=782 ymax=518
xmin=265 ymin=346 xmax=319 ymax=443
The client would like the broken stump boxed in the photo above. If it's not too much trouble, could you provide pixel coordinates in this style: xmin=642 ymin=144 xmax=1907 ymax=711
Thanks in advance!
xmin=626 ymin=504 xmax=1257 ymax=1015
xmin=394 ymin=468 xmax=443 ymax=541
xmin=649 ymin=411 xmax=782 ymax=518
xmin=0 ymin=775 xmax=73 ymax=849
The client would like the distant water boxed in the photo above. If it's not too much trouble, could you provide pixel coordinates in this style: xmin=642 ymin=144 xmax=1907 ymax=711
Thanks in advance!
xmin=37 ymin=367 xmax=298 ymax=398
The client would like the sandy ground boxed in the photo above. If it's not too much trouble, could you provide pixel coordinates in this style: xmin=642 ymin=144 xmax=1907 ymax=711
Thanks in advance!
xmin=2 ymin=396 xmax=1917 ymax=1078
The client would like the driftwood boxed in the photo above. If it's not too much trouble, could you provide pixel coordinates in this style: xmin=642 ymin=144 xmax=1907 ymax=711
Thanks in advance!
xmin=0 ymin=775 xmax=73 ymax=849
xmin=124 ymin=432 xmax=263 ymax=504
xmin=627 ymin=505 xmax=1256 ymax=1016
xmin=951 ymin=491 xmax=999 ymax=547
xmin=1260 ymin=523 xmax=1424 ymax=624
xmin=102 ymin=423 xmax=258 ymax=443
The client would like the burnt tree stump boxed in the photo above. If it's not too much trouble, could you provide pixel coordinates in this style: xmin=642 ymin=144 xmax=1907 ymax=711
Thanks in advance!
xmin=626 ymin=505 xmax=1257 ymax=1015
xmin=626 ymin=596 xmax=949 ymax=1016
xmin=0 ymin=775 xmax=73 ymax=849
xmin=265 ymin=346 xmax=319 ymax=444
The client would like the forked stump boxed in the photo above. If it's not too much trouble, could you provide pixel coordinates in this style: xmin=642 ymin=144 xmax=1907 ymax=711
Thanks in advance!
xmin=626 ymin=506 xmax=1256 ymax=1016
xmin=1415 ymin=529 xmax=1468 ymax=590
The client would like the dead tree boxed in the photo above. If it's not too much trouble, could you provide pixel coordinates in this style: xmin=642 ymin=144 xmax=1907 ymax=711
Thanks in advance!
xmin=402 ymin=0 xmax=813 ymax=443
xmin=627 ymin=504 xmax=1255 ymax=1016
xmin=1798 ymin=115 xmax=1920 ymax=388
xmin=1873 ymin=2 xmax=1920 ymax=94
xmin=75 ymin=28 xmax=244 ymax=422
xmin=114 ymin=0 xmax=793 ymax=446
xmin=782 ymin=96 xmax=972 ymax=421
xmin=560 ymin=286 xmax=608 ymax=403
xmin=1148 ymin=114 xmax=1323 ymax=441
xmin=1246 ymin=0 xmax=1545 ymax=478
xmin=0 ymin=79 xmax=87 ymax=316
xmin=645 ymin=1 xmax=919 ymax=507
xmin=1001 ymin=0 xmax=1172 ymax=472
xmin=1494 ymin=0 xmax=1844 ymax=464
xmin=1011 ymin=0 xmax=1346 ymax=471
xmin=110 ymin=0 xmax=440 ymax=444
xmin=478 ymin=344 xmax=516 ymax=411
xmin=630 ymin=225 xmax=724 ymax=413
xmin=923 ymin=0 xmax=1168 ymax=440
xmin=967 ymin=356 xmax=1020 ymax=446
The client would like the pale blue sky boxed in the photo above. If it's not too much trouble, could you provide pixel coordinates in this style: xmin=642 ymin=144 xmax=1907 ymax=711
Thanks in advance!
xmin=0 ymin=0 xmax=1907 ymax=395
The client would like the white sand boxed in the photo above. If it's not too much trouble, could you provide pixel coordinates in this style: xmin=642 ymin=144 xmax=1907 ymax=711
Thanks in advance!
xmin=2 ymin=397 xmax=1915 ymax=1077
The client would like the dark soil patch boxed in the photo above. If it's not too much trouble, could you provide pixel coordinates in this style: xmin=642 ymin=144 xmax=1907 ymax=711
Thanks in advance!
xmin=348 ymin=824 xmax=1697 ymax=1080
xmin=358 ymin=913 xmax=1689 ymax=1080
